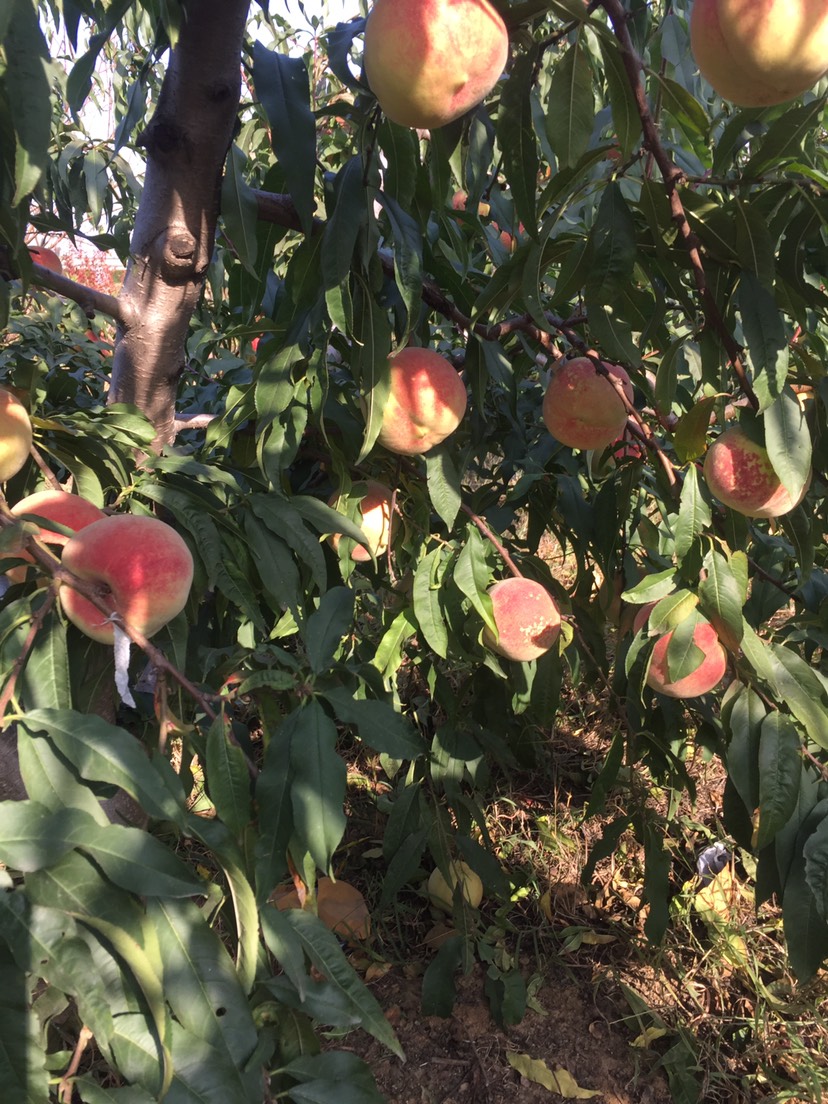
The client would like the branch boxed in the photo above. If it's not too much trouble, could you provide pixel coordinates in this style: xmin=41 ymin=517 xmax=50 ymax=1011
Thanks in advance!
xmin=460 ymin=503 xmax=524 ymax=579
xmin=28 ymin=262 xmax=131 ymax=325
xmin=598 ymin=0 xmax=759 ymax=411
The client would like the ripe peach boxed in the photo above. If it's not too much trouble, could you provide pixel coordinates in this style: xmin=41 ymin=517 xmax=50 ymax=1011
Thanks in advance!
xmin=60 ymin=515 xmax=194 ymax=643
xmin=7 ymin=490 xmax=106 ymax=583
xmin=376 ymin=347 xmax=467 ymax=455
xmin=328 ymin=481 xmax=396 ymax=563
xmin=703 ymin=426 xmax=810 ymax=518
xmin=0 ymin=388 xmax=33 ymax=483
xmin=481 ymin=577 xmax=561 ymax=662
xmin=646 ymin=620 xmax=727 ymax=699
xmin=363 ymin=0 xmax=509 ymax=130
xmin=542 ymin=357 xmax=633 ymax=451
xmin=28 ymin=246 xmax=63 ymax=275
xmin=690 ymin=0 xmax=828 ymax=106
xmin=451 ymin=190 xmax=491 ymax=218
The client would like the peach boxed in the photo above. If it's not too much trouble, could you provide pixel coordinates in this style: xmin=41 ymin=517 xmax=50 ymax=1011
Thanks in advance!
xmin=7 ymin=490 xmax=106 ymax=583
xmin=60 ymin=515 xmax=194 ymax=643
xmin=451 ymin=190 xmax=491 ymax=217
xmin=690 ymin=0 xmax=828 ymax=106
xmin=376 ymin=347 xmax=467 ymax=455
xmin=0 ymin=387 xmax=33 ymax=483
xmin=28 ymin=246 xmax=63 ymax=275
xmin=542 ymin=357 xmax=633 ymax=451
xmin=646 ymin=620 xmax=727 ymax=699
xmin=703 ymin=426 xmax=810 ymax=518
xmin=481 ymin=576 xmax=561 ymax=662
xmin=363 ymin=0 xmax=509 ymax=129
xmin=328 ymin=481 xmax=396 ymax=563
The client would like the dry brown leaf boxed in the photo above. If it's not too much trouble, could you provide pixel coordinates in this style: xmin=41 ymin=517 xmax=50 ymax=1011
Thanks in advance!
xmin=507 ymin=1052 xmax=601 ymax=1098
xmin=271 ymin=877 xmax=371 ymax=944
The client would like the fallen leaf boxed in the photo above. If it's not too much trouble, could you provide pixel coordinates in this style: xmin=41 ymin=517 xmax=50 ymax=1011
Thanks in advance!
xmin=631 ymin=1026 xmax=668 ymax=1048
xmin=507 ymin=1052 xmax=601 ymax=1098
xmin=271 ymin=877 xmax=371 ymax=943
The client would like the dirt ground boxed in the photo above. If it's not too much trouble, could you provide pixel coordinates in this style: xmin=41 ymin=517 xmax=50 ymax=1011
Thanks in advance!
xmin=341 ymin=958 xmax=673 ymax=1104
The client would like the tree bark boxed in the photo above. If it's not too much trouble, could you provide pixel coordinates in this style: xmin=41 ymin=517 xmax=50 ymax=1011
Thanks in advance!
xmin=108 ymin=0 xmax=251 ymax=446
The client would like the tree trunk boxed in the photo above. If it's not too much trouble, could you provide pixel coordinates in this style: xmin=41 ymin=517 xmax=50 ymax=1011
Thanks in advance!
xmin=108 ymin=0 xmax=251 ymax=446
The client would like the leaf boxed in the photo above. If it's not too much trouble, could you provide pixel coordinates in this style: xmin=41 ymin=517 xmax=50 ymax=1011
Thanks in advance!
xmin=19 ymin=710 xmax=187 ymax=827
xmin=421 ymin=934 xmax=465 ymax=1018
xmin=321 ymin=156 xmax=366 ymax=291
xmin=506 ymin=1052 xmax=600 ymax=1098
xmin=254 ymin=727 xmax=293 ymax=903
xmin=321 ymin=687 xmax=424 ymax=759
xmin=621 ymin=568 xmax=677 ymax=605
xmin=287 ymin=702 xmax=346 ymax=875
xmin=673 ymin=396 xmax=717 ymax=463
xmin=5 ymin=0 xmax=52 ymax=204
xmin=804 ymin=815 xmax=828 ymax=926
xmin=738 ymin=272 xmax=789 ymax=410
xmin=252 ymin=43 xmax=316 ymax=235
xmin=425 ymin=445 xmax=462 ymax=531
xmin=764 ymin=385 xmax=812 ymax=501
xmin=497 ymin=46 xmax=539 ymax=234
xmin=783 ymin=807 xmax=828 ymax=982
xmin=545 ymin=38 xmax=595 ymax=170
xmin=0 ymin=941 xmax=49 ymax=1103
xmin=674 ymin=465 xmax=711 ymax=561
xmin=375 ymin=193 xmax=423 ymax=335
xmin=454 ymin=526 xmax=496 ymax=635
xmin=261 ymin=908 xmax=404 ymax=1058
xmin=755 ymin=713 xmax=802 ymax=852
xmin=599 ymin=36 xmax=639 ymax=159
xmin=304 ymin=587 xmax=354 ymax=674
xmin=413 ymin=548 xmax=450 ymax=658
xmin=698 ymin=548 xmax=744 ymax=649
xmin=206 ymin=714 xmax=253 ymax=838
xmin=0 ymin=801 xmax=92 ymax=871
xmin=585 ymin=182 xmax=637 ymax=303
xmin=221 ymin=144 xmax=259 ymax=274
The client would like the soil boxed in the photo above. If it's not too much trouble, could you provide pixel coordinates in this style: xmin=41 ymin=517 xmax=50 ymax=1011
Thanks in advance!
xmin=342 ymin=962 xmax=672 ymax=1104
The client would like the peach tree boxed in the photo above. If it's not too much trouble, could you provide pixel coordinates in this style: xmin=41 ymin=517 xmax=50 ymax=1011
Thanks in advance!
xmin=0 ymin=0 xmax=826 ymax=1099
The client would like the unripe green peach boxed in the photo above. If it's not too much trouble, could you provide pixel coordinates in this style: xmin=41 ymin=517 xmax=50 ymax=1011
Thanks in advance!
xmin=60 ymin=514 xmax=194 ymax=643
xmin=542 ymin=358 xmax=633 ymax=451
xmin=690 ymin=0 xmax=828 ymax=106
xmin=482 ymin=577 xmax=561 ymax=662
xmin=0 ymin=388 xmax=33 ymax=483
xmin=703 ymin=426 xmax=810 ymax=519
xmin=646 ymin=621 xmax=727 ymax=699
xmin=363 ymin=0 xmax=508 ymax=130
xmin=375 ymin=347 xmax=467 ymax=456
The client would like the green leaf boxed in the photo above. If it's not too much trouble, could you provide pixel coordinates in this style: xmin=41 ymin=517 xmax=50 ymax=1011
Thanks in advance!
xmin=425 ymin=445 xmax=462 ymax=530
xmin=804 ymin=815 xmax=828 ymax=926
xmin=221 ymin=144 xmax=259 ymax=274
xmin=0 ymin=941 xmax=48 ymax=1102
xmin=413 ymin=548 xmax=450 ymax=659
xmin=643 ymin=821 xmax=671 ymax=944
xmin=674 ymin=465 xmax=711 ymax=561
xmin=585 ymin=182 xmax=637 ymax=303
xmin=763 ymin=385 xmax=812 ymax=500
xmin=726 ymin=685 xmax=765 ymax=815
xmin=745 ymin=98 xmax=826 ymax=176
xmin=353 ymin=276 xmax=393 ymax=464
xmin=454 ymin=526 xmax=496 ymax=635
xmin=321 ymin=687 xmax=424 ymax=759
xmin=321 ymin=156 xmax=366 ymax=291
xmin=19 ymin=710 xmax=187 ymax=827
xmin=734 ymin=199 xmax=775 ymax=288
xmin=0 ymin=801 xmax=92 ymax=871
xmin=783 ymin=806 xmax=828 ymax=982
xmin=252 ymin=43 xmax=316 ymax=235
xmin=621 ymin=568 xmax=677 ymax=605
xmin=497 ymin=46 xmax=539 ymax=234
xmin=304 ymin=587 xmax=354 ymax=674
xmin=738 ymin=272 xmax=789 ymax=410
xmin=545 ymin=38 xmax=595 ymax=170
xmin=421 ymin=933 xmax=465 ymax=1018
xmin=698 ymin=548 xmax=744 ymax=648
xmin=287 ymin=702 xmax=346 ymax=875
xmin=376 ymin=193 xmax=423 ymax=335
xmin=673 ymin=397 xmax=716 ymax=463
xmin=5 ymin=0 xmax=52 ymax=204
xmin=756 ymin=713 xmax=802 ymax=851
xmin=206 ymin=715 xmax=253 ymax=838
xmin=262 ymin=908 xmax=404 ymax=1058
xmin=81 ymin=823 xmax=205 ymax=898
xmin=599 ymin=36 xmax=639 ymax=159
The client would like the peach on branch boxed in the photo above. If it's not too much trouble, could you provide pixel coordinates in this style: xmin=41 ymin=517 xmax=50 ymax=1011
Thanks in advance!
xmin=690 ymin=0 xmax=828 ymax=107
xmin=375 ymin=346 xmax=467 ymax=455
xmin=451 ymin=190 xmax=491 ymax=218
xmin=646 ymin=620 xmax=727 ymax=699
xmin=703 ymin=425 xmax=810 ymax=518
xmin=0 ymin=387 xmax=33 ymax=483
xmin=328 ymin=481 xmax=396 ymax=563
xmin=363 ymin=0 xmax=509 ymax=130
xmin=481 ymin=576 xmax=561 ymax=662
xmin=542 ymin=357 xmax=633 ymax=451
xmin=7 ymin=489 xmax=106 ymax=583
xmin=60 ymin=514 xmax=194 ymax=643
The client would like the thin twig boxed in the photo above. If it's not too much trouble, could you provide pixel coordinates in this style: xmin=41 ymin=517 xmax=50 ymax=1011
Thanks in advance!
xmin=460 ymin=503 xmax=524 ymax=579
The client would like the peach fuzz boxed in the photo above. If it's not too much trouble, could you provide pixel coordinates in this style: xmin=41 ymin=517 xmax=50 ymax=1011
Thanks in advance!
xmin=7 ymin=490 xmax=106 ymax=583
xmin=363 ymin=0 xmax=508 ymax=130
xmin=482 ymin=577 xmax=561 ymax=662
xmin=60 ymin=514 xmax=194 ymax=644
xmin=703 ymin=426 xmax=810 ymax=519
xmin=542 ymin=357 xmax=633 ymax=451
xmin=376 ymin=347 xmax=467 ymax=455
xmin=690 ymin=0 xmax=828 ymax=106
xmin=0 ymin=387 xmax=33 ymax=483
xmin=328 ymin=481 xmax=396 ymax=563
xmin=646 ymin=620 xmax=727 ymax=699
